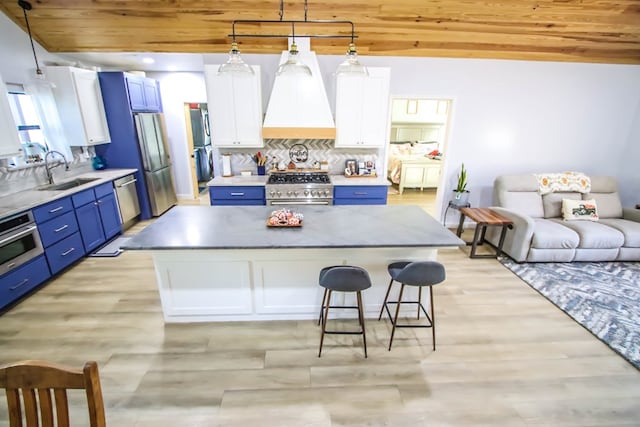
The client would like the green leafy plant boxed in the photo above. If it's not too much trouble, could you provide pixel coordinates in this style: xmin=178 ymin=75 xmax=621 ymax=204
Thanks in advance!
xmin=455 ymin=163 xmax=468 ymax=193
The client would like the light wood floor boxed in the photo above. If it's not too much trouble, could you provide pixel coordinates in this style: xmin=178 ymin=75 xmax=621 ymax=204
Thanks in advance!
xmin=1 ymin=192 xmax=639 ymax=426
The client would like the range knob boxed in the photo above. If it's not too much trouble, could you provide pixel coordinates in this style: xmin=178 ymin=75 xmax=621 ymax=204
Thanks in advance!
xmin=287 ymin=191 xmax=293 ymax=196
xmin=304 ymin=190 xmax=310 ymax=196
xmin=293 ymin=191 xmax=299 ymax=196
xmin=324 ymin=190 xmax=330 ymax=197
xmin=310 ymin=190 xmax=317 ymax=197
xmin=276 ymin=191 xmax=282 ymax=197
xmin=269 ymin=191 xmax=276 ymax=197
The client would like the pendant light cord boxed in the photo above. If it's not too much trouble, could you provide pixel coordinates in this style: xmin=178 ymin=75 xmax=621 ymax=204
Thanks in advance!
xmin=18 ymin=0 xmax=43 ymax=75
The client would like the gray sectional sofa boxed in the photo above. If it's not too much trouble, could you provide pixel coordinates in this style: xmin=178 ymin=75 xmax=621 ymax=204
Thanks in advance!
xmin=487 ymin=175 xmax=640 ymax=262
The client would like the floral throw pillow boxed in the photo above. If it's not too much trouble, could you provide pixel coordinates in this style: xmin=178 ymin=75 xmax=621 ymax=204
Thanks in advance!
xmin=562 ymin=198 xmax=599 ymax=221
xmin=535 ymin=172 xmax=591 ymax=195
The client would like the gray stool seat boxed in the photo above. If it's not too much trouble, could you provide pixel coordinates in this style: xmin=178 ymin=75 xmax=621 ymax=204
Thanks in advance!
xmin=318 ymin=266 xmax=372 ymax=358
xmin=379 ymin=261 xmax=446 ymax=351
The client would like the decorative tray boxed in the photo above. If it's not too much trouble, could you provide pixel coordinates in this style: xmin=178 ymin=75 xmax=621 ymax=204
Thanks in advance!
xmin=267 ymin=209 xmax=304 ymax=227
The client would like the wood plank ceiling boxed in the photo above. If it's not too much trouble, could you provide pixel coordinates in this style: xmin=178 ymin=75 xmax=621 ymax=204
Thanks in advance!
xmin=0 ymin=0 xmax=639 ymax=64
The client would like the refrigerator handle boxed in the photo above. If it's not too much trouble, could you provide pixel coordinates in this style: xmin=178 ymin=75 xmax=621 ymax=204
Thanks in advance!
xmin=135 ymin=114 xmax=153 ymax=170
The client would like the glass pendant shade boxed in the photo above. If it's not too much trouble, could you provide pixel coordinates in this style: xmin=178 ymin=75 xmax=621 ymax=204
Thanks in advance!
xmin=336 ymin=43 xmax=368 ymax=76
xmin=276 ymin=42 xmax=312 ymax=76
xmin=218 ymin=41 xmax=254 ymax=75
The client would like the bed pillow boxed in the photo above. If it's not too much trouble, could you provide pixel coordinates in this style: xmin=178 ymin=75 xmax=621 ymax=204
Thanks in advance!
xmin=562 ymin=198 xmax=599 ymax=221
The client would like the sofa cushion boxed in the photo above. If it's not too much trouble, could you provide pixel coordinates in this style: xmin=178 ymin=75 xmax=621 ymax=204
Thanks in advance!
xmin=588 ymin=192 xmax=623 ymax=218
xmin=542 ymin=192 xmax=581 ymax=218
xmin=502 ymin=192 xmax=544 ymax=218
xmin=551 ymin=219 xmax=624 ymax=249
xmin=599 ymin=218 xmax=640 ymax=247
xmin=531 ymin=219 xmax=579 ymax=249
xmin=562 ymin=198 xmax=599 ymax=221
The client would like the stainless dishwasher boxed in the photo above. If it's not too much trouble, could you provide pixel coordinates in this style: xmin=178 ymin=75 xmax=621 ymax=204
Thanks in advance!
xmin=114 ymin=174 xmax=141 ymax=230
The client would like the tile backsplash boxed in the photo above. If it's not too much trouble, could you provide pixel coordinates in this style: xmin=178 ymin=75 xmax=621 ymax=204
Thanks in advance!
xmin=0 ymin=147 xmax=95 ymax=198
xmin=213 ymin=139 xmax=382 ymax=176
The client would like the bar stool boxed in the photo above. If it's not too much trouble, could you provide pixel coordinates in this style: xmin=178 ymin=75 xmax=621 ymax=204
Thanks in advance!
xmin=318 ymin=265 xmax=372 ymax=358
xmin=378 ymin=261 xmax=446 ymax=351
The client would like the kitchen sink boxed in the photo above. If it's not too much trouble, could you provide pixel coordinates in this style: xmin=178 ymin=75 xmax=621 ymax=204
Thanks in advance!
xmin=38 ymin=177 xmax=100 ymax=191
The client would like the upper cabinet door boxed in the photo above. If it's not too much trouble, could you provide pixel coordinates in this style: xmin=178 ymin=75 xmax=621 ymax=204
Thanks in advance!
xmin=46 ymin=66 xmax=111 ymax=146
xmin=204 ymin=65 xmax=263 ymax=148
xmin=0 ymin=75 xmax=23 ymax=158
xmin=335 ymin=67 xmax=391 ymax=148
xmin=72 ymin=69 xmax=111 ymax=145
xmin=126 ymin=76 xmax=162 ymax=112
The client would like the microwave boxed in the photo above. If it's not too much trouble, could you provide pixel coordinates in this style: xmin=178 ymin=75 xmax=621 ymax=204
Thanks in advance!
xmin=0 ymin=211 xmax=44 ymax=277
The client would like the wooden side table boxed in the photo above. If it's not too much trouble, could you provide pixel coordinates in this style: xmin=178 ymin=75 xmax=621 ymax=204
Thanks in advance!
xmin=456 ymin=208 xmax=513 ymax=258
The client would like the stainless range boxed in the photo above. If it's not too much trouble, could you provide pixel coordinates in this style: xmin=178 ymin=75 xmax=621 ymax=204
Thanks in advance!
xmin=265 ymin=172 xmax=333 ymax=206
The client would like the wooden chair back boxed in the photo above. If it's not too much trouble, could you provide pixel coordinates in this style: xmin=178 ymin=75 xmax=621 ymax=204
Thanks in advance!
xmin=0 ymin=360 xmax=106 ymax=427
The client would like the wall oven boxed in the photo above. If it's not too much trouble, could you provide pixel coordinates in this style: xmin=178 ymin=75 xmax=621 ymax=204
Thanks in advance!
xmin=0 ymin=211 xmax=44 ymax=277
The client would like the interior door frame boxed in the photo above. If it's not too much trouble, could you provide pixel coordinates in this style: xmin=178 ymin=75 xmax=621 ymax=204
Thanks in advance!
xmin=183 ymin=103 xmax=199 ymax=199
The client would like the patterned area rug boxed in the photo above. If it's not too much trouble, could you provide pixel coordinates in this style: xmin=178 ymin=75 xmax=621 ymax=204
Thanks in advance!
xmin=499 ymin=258 xmax=640 ymax=370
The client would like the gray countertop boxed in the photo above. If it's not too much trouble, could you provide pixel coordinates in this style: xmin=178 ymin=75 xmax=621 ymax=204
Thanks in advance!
xmin=123 ymin=205 xmax=464 ymax=250
xmin=0 ymin=168 xmax=138 ymax=219
xmin=207 ymin=174 xmax=390 ymax=187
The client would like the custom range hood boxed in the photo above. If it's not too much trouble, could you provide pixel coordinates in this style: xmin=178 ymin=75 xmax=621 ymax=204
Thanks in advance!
xmin=262 ymin=39 xmax=336 ymax=139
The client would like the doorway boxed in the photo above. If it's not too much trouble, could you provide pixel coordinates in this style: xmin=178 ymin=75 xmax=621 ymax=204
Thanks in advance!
xmin=183 ymin=102 xmax=212 ymax=197
xmin=386 ymin=98 xmax=452 ymax=216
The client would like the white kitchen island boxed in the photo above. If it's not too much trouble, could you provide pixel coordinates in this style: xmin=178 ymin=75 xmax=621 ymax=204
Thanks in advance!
xmin=123 ymin=205 xmax=464 ymax=322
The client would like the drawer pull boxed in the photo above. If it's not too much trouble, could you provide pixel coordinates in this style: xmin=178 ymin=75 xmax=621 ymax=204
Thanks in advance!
xmin=54 ymin=224 xmax=69 ymax=233
xmin=230 ymin=192 xmax=245 ymax=196
xmin=61 ymin=247 xmax=76 ymax=256
xmin=49 ymin=206 xmax=64 ymax=213
xmin=354 ymin=192 xmax=368 ymax=196
xmin=10 ymin=279 xmax=29 ymax=291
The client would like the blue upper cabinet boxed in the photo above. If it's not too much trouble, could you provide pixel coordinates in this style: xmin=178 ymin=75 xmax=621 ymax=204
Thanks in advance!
xmin=126 ymin=75 xmax=162 ymax=112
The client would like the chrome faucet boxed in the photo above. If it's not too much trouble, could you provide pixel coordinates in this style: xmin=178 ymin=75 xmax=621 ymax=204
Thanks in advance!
xmin=44 ymin=151 xmax=70 ymax=184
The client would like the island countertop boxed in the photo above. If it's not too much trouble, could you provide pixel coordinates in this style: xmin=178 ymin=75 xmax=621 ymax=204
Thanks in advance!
xmin=123 ymin=205 xmax=464 ymax=250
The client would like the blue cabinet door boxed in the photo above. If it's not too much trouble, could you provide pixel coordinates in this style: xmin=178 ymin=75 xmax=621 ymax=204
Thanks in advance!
xmin=76 ymin=201 xmax=105 ymax=254
xmin=143 ymin=79 xmax=162 ymax=112
xmin=333 ymin=185 xmax=388 ymax=205
xmin=126 ymin=76 xmax=146 ymax=111
xmin=209 ymin=186 xmax=265 ymax=205
xmin=98 ymin=192 xmax=122 ymax=240
xmin=0 ymin=255 xmax=50 ymax=311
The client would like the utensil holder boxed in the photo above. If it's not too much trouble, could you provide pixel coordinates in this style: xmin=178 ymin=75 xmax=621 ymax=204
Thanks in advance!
xmin=257 ymin=165 xmax=266 ymax=175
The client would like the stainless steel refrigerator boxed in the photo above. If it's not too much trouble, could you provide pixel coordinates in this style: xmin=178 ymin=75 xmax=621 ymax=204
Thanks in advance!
xmin=134 ymin=113 xmax=178 ymax=216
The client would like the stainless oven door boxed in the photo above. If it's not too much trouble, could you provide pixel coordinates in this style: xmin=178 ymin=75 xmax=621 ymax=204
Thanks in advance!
xmin=0 ymin=224 xmax=45 ymax=276
xmin=268 ymin=200 xmax=332 ymax=206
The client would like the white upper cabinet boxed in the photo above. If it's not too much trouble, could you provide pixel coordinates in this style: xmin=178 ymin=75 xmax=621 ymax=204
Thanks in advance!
xmin=46 ymin=66 xmax=111 ymax=146
xmin=204 ymin=65 xmax=263 ymax=148
xmin=335 ymin=67 xmax=391 ymax=148
xmin=0 ymin=75 xmax=23 ymax=158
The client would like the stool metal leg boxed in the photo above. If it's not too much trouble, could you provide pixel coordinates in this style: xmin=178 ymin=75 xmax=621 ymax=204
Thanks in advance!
xmin=356 ymin=291 xmax=367 ymax=358
xmin=318 ymin=288 xmax=328 ymax=326
xmin=417 ymin=287 xmax=422 ymax=320
xmin=430 ymin=287 xmax=436 ymax=351
xmin=318 ymin=290 xmax=332 ymax=357
xmin=378 ymin=278 xmax=394 ymax=320
xmin=388 ymin=284 xmax=405 ymax=351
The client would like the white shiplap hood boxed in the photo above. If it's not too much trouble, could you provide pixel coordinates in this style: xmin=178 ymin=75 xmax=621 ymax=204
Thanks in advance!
xmin=262 ymin=39 xmax=336 ymax=139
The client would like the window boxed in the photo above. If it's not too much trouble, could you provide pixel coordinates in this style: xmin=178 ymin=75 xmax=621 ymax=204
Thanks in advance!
xmin=6 ymin=85 xmax=48 ymax=163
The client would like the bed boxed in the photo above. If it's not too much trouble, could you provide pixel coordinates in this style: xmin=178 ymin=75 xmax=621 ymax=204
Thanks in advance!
xmin=387 ymin=142 xmax=442 ymax=194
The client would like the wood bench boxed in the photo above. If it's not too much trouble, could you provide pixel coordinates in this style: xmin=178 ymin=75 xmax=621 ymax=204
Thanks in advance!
xmin=455 ymin=208 xmax=513 ymax=258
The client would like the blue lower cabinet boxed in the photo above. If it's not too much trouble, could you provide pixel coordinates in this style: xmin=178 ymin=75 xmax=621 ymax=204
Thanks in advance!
xmin=38 ymin=211 xmax=80 ymax=247
xmin=76 ymin=202 xmax=106 ymax=254
xmin=0 ymin=255 xmax=50 ymax=311
xmin=209 ymin=186 xmax=265 ymax=205
xmin=333 ymin=185 xmax=388 ymax=205
xmin=45 ymin=232 xmax=85 ymax=275
xmin=98 ymin=192 xmax=122 ymax=240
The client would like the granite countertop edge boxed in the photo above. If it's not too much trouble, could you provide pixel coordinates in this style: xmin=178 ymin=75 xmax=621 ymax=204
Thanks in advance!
xmin=0 ymin=168 xmax=138 ymax=219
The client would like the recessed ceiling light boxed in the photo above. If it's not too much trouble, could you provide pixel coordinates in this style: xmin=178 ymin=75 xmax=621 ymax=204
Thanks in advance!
xmin=142 ymin=57 xmax=155 ymax=64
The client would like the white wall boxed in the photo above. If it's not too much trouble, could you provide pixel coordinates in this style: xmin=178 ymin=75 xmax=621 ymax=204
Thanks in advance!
xmin=617 ymin=100 xmax=640 ymax=207
xmin=147 ymin=72 xmax=207 ymax=199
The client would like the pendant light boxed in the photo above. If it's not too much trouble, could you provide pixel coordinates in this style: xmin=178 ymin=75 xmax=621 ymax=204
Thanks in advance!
xmin=218 ymin=40 xmax=254 ymax=75
xmin=335 ymin=41 xmax=368 ymax=76
xmin=276 ymin=24 xmax=312 ymax=76
xmin=18 ymin=0 xmax=44 ymax=79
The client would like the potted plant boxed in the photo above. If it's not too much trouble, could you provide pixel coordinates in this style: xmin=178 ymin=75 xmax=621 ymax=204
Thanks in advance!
xmin=451 ymin=163 xmax=469 ymax=207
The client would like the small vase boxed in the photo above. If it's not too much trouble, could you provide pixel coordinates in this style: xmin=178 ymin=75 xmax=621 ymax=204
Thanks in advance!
xmin=451 ymin=190 xmax=469 ymax=207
